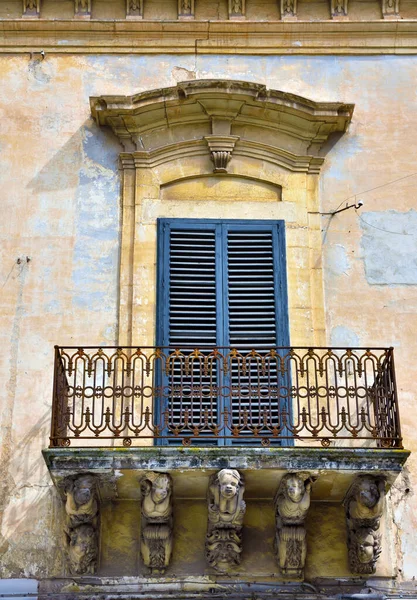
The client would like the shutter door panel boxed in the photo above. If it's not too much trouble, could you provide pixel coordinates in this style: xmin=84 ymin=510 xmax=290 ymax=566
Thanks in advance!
xmin=165 ymin=226 xmax=219 ymax=445
xmin=226 ymin=228 xmax=282 ymax=445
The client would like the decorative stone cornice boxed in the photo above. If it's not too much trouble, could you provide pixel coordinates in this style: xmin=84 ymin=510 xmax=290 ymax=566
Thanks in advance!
xmin=91 ymin=80 xmax=353 ymax=174
xmin=1 ymin=20 xmax=417 ymax=55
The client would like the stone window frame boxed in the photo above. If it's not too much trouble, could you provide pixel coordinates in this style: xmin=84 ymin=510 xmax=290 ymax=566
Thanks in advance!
xmin=90 ymin=79 xmax=354 ymax=348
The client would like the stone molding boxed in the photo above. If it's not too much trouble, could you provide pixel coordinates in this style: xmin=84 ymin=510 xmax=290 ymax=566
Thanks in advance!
xmin=91 ymin=80 xmax=353 ymax=174
xmin=1 ymin=20 xmax=417 ymax=54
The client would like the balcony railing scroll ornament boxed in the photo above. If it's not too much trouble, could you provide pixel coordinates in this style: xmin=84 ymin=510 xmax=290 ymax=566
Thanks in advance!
xmin=50 ymin=346 xmax=403 ymax=449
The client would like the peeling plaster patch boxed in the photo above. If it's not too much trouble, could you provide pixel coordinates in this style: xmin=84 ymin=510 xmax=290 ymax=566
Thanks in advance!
xmin=71 ymin=122 xmax=120 ymax=314
xmin=360 ymin=210 xmax=417 ymax=285
xmin=27 ymin=57 xmax=54 ymax=90
xmin=326 ymin=243 xmax=351 ymax=277
xmin=330 ymin=325 xmax=360 ymax=347
xmin=172 ymin=66 xmax=196 ymax=82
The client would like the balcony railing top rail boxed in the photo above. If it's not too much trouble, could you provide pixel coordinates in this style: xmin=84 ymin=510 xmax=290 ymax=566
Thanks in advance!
xmin=50 ymin=346 xmax=402 ymax=449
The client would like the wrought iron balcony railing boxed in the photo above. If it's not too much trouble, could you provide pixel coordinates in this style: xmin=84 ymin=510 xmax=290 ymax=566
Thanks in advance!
xmin=50 ymin=346 xmax=402 ymax=449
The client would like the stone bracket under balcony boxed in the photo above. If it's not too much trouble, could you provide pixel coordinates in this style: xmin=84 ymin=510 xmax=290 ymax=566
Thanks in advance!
xmin=42 ymin=446 xmax=410 ymax=502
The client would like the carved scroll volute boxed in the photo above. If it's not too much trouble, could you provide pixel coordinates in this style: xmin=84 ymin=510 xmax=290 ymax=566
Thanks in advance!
xmin=74 ymin=0 xmax=91 ymax=18
xmin=127 ymin=0 xmax=144 ymax=18
xmin=206 ymin=469 xmax=246 ymax=571
xmin=140 ymin=472 xmax=173 ymax=573
xmin=345 ymin=475 xmax=386 ymax=575
xmin=274 ymin=473 xmax=313 ymax=579
xmin=178 ymin=0 xmax=195 ymax=19
xmin=330 ymin=0 xmax=348 ymax=18
xmin=381 ymin=0 xmax=399 ymax=18
xmin=280 ymin=0 xmax=297 ymax=20
xmin=63 ymin=474 xmax=99 ymax=575
xmin=23 ymin=0 xmax=40 ymax=17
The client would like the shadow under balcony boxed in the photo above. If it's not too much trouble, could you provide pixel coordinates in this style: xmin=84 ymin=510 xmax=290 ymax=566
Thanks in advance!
xmin=43 ymin=345 xmax=409 ymax=502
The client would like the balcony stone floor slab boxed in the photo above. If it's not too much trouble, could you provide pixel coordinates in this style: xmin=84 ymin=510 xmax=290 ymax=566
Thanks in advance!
xmin=42 ymin=446 xmax=410 ymax=502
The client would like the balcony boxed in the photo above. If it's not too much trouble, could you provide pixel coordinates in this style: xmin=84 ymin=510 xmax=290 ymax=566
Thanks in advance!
xmin=42 ymin=345 xmax=410 ymax=582
xmin=44 ymin=345 xmax=408 ymax=497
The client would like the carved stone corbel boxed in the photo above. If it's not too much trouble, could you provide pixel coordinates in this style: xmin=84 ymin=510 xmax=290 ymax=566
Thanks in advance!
xmin=74 ymin=0 xmax=91 ymax=18
xmin=280 ymin=0 xmax=297 ymax=20
xmin=274 ymin=473 xmax=313 ymax=579
xmin=228 ymin=0 xmax=245 ymax=19
xmin=63 ymin=474 xmax=99 ymax=575
xmin=330 ymin=0 xmax=348 ymax=18
xmin=140 ymin=472 xmax=173 ymax=573
xmin=345 ymin=475 xmax=386 ymax=574
xmin=381 ymin=0 xmax=399 ymax=18
xmin=206 ymin=469 xmax=246 ymax=571
xmin=126 ymin=0 xmax=143 ymax=19
xmin=204 ymin=135 xmax=239 ymax=174
xmin=23 ymin=0 xmax=40 ymax=18
xmin=178 ymin=0 xmax=195 ymax=19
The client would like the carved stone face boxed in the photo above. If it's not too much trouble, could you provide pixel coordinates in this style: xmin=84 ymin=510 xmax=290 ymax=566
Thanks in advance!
xmin=357 ymin=532 xmax=375 ymax=564
xmin=218 ymin=469 xmax=240 ymax=499
xmin=68 ymin=524 xmax=97 ymax=574
xmin=285 ymin=475 xmax=304 ymax=503
xmin=151 ymin=475 xmax=171 ymax=504
xmin=358 ymin=480 xmax=379 ymax=508
xmin=72 ymin=475 xmax=95 ymax=507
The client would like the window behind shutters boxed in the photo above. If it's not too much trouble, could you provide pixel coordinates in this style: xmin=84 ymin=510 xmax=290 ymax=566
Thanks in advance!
xmin=156 ymin=219 xmax=290 ymax=446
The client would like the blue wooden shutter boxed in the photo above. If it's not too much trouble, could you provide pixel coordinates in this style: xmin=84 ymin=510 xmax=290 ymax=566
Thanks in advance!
xmin=156 ymin=219 xmax=290 ymax=445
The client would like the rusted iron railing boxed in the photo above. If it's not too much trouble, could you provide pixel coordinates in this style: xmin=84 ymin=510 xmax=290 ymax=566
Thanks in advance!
xmin=49 ymin=346 xmax=402 ymax=448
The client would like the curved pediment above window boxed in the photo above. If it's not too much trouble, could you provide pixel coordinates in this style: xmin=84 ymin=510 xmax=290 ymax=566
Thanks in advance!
xmin=90 ymin=79 xmax=354 ymax=174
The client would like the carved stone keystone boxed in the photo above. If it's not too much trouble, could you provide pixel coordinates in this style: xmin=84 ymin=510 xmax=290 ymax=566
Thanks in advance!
xmin=204 ymin=135 xmax=239 ymax=173
xmin=23 ymin=0 xmax=40 ymax=18
xmin=274 ymin=472 xmax=313 ymax=579
xmin=140 ymin=472 xmax=173 ymax=572
xmin=63 ymin=474 xmax=99 ymax=575
xmin=206 ymin=469 xmax=246 ymax=571
xmin=345 ymin=475 xmax=386 ymax=574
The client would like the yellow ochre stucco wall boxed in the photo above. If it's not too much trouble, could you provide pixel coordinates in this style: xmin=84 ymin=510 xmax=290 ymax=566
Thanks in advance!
xmin=0 ymin=52 xmax=417 ymax=585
